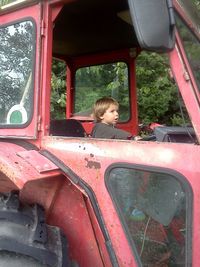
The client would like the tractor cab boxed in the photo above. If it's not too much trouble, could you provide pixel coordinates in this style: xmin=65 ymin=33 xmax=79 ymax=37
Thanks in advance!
xmin=0 ymin=0 xmax=200 ymax=267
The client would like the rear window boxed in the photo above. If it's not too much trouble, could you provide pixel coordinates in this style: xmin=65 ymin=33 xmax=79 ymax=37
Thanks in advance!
xmin=74 ymin=62 xmax=130 ymax=122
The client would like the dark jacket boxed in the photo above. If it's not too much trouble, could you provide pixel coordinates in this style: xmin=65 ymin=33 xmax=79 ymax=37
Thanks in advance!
xmin=91 ymin=123 xmax=132 ymax=139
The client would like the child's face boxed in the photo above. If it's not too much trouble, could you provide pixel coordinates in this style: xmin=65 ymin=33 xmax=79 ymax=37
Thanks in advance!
xmin=100 ymin=104 xmax=119 ymax=125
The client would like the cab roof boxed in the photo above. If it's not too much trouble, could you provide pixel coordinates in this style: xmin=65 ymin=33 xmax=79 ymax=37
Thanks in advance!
xmin=52 ymin=0 xmax=138 ymax=57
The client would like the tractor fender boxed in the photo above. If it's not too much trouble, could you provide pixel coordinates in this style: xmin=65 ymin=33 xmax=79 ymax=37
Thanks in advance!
xmin=0 ymin=141 xmax=60 ymax=191
xmin=0 ymin=142 xmax=76 ymax=266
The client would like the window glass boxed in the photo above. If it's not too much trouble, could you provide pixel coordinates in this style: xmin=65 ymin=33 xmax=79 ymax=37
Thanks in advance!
xmin=176 ymin=15 xmax=200 ymax=91
xmin=0 ymin=20 xmax=35 ymax=125
xmin=177 ymin=0 xmax=200 ymax=31
xmin=136 ymin=51 xmax=191 ymax=127
xmin=136 ymin=51 xmax=197 ymax=144
xmin=74 ymin=62 xmax=130 ymax=122
xmin=107 ymin=167 xmax=191 ymax=266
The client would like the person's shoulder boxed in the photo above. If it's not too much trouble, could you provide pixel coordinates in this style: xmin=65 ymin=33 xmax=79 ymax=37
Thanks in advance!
xmin=96 ymin=122 xmax=111 ymax=128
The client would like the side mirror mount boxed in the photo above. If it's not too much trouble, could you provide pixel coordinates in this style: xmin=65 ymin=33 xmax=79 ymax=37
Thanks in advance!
xmin=128 ymin=0 xmax=175 ymax=52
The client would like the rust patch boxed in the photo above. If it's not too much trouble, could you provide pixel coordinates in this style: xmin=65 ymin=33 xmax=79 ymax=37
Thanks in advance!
xmin=85 ymin=158 xmax=101 ymax=169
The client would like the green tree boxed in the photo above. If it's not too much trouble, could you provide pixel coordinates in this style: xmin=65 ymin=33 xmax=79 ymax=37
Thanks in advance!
xmin=136 ymin=52 xmax=185 ymax=125
xmin=74 ymin=62 xmax=129 ymax=121
xmin=193 ymin=0 xmax=200 ymax=9
xmin=0 ymin=0 xmax=15 ymax=6
xmin=50 ymin=59 xmax=66 ymax=119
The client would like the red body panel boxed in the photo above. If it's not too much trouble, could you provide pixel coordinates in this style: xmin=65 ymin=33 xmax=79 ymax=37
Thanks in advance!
xmin=41 ymin=136 xmax=200 ymax=266
xmin=0 ymin=142 xmax=60 ymax=190
xmin=0 ymin=141 xmax=107 ymax=266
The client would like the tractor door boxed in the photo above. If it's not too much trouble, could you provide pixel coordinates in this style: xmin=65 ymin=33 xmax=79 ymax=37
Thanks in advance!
xmin=42 ymin=130 xmax=199 ymax=267
xmin=0 ymin=1 xmax=42 ymax=138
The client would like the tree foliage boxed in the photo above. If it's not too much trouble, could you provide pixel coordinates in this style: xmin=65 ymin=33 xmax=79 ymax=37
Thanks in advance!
xmin=74 ymin=62 xmax=129 ymax=121
xmin=0 ymin=0 xmax=14 ymax=6
xmin=136 ymin=52 xmax=182 ymax=125
xmin=193 ymin=0 xmax=200 ymax=10
xmin=50 ymin=59 xmax=66 ymax=119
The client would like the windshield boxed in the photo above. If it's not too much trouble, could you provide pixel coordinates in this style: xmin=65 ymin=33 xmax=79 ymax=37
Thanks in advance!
xmin=0 ymin=20 xmax=35 ymax=126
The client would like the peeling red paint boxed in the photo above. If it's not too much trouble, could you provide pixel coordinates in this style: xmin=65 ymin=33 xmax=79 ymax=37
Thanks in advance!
xmin=85 ymin=158 xmax=101 ymax=169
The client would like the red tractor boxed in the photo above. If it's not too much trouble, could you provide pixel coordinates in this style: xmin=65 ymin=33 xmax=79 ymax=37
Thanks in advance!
xmin=0 ymin=0 xmax=199 ymax=266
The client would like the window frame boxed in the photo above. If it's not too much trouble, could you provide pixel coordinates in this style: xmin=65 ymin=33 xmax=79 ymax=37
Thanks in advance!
xmin=0 ymin=17 xmax=36 ymax=129
xmin=0 ymin=2 xmax=42 ymax=139
xmin=65 ymin=49 xmax=138 ymax=136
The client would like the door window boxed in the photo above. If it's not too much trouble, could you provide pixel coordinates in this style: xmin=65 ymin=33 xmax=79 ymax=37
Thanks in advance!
xmin=107 ymin=166 xmax=192 ymax=266
xmin=51 ymin=58 xmax=67 ymax=119
xmin=0 ymin=20 xmax=35 ymax=126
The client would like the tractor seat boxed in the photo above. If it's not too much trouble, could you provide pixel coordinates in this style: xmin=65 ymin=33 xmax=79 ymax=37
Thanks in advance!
xmin=50 ymin=119 xmax=86 ymax=137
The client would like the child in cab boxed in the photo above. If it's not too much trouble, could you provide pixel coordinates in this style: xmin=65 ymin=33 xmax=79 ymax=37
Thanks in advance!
xmin=91 ymin=97 xmax=140 ymax=140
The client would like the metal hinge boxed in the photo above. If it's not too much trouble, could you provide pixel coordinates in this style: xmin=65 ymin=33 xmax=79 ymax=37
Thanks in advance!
xmin=37 ymin=115 xmax=41 ymax=131
xmin=183 ymin=71 xmax=190 ymax=81
xmin=41 ymin=20 xmax=45 ymax=37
